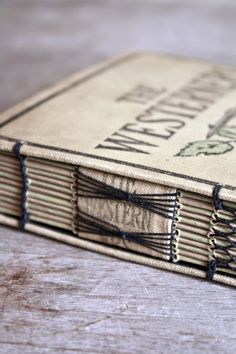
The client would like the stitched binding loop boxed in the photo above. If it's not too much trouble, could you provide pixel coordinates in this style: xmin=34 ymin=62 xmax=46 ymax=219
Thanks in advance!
xmin=212 ymin=183 xmax=223 ymax=210
xmin=207 ymin=184 xmax=236 ymax=280
xmin=13 ymin=141 xmax=29 ymax=230
xmin=77 ymin=168 xmax=179 ymax=260
xmin=77 ymin=169 xmax=178 ymax=220
xmin=206 ymin=259 xmax=218 ymax=280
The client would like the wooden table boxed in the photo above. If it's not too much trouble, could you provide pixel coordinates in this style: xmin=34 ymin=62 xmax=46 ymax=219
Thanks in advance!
xmin=0 ymin=1 xmax=236 ymax=353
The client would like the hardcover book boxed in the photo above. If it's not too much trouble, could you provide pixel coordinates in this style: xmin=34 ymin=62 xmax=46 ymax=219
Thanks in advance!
xmin=1 ymin=52 xmax=236 ymax=286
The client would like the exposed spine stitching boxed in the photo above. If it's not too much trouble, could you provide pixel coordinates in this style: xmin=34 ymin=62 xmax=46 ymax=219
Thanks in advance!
xmin=13 ymin=141 xmax=29 ymax=230
xmin=77 ymin=170 xmax=179 ymax=259
xmin=207 ymin=184 xmax=236 ymax=280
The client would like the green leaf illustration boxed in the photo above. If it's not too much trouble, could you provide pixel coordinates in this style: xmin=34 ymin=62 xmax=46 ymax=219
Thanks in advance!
xmin=217 ymin=126 xmax=236 ymax=139
xmin=176 ymin=140 xmax=233 ymax=157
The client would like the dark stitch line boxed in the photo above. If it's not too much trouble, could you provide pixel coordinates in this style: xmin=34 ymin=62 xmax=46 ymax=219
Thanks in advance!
xmin=212 ymin=183 xmax=223 ymax=210
xmin=0 ymin=53 xmax=138 ymax=129
xmin=207 ymin=184 xmax=236 ymax=280
xmin=77 ymin=168 xmax=179 ymax=258
xmin=77 ymin=169 xmax=178 ymax=219
xmin=1 ymin=135 xmax=236 ymax=191
xmin=78 ymin=209 xmax=173 ymax=256
xmin=170 ymin=190 xmax=180 ymax=260
xmin=206 ymin=259 xmax=218 ymax=280
xmin=13 ymin=141 xmax=29 ymax=230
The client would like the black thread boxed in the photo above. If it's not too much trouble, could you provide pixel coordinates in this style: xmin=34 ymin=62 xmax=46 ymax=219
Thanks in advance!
xmin=13 ymin=141 xmax=29 ymax=230
xmin=78 ymin=209 xmax=173 ymax=255
xmin=213 ymin=183 xmax=223 ymax=210
xmin=207 ymin=184 xmax=236 ymax=279
xmin=206 ymin=259 xmax=218 ymax=280
xmin=170 ymin=191 xmax=180 ymax=260
xmin=77 ymin=169 xmax=178 ymax=220
xmin=77 ymin=169 xmax=179 ymax=259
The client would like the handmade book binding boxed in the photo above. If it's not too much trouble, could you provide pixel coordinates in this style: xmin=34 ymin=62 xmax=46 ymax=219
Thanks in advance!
xmin=1 ymin=52 xmax=236 ymax=286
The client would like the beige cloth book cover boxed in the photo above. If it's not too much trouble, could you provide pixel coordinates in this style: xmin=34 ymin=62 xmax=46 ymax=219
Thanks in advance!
xmin=0 ymin=52 xmax=236 ymax=286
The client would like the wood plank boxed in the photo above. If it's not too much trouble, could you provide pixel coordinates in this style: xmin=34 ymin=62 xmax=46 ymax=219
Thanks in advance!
xmin=0 ymin=226 xmax=236 ymax=354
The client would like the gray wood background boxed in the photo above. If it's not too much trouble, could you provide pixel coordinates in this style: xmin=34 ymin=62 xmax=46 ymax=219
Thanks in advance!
xmin=0 ymin=1 xmax=236 ymax=353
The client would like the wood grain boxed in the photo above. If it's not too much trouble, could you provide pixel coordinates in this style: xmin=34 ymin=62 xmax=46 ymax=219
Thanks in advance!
xmin=0 ymin=1 xmax=236 ymax=353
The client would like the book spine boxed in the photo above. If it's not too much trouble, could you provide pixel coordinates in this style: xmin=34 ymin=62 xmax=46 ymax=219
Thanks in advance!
xmin=1 ymin=144 xmax=236 ymax=283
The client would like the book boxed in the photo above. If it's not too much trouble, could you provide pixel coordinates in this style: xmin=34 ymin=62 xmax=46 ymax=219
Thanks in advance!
xmin=1 ymin=52 xmax=236 ymax=286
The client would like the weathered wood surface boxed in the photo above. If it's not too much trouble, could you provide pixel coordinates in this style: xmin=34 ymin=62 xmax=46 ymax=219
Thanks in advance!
xmin=0 ymin=1 xmax=236 ymax=353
